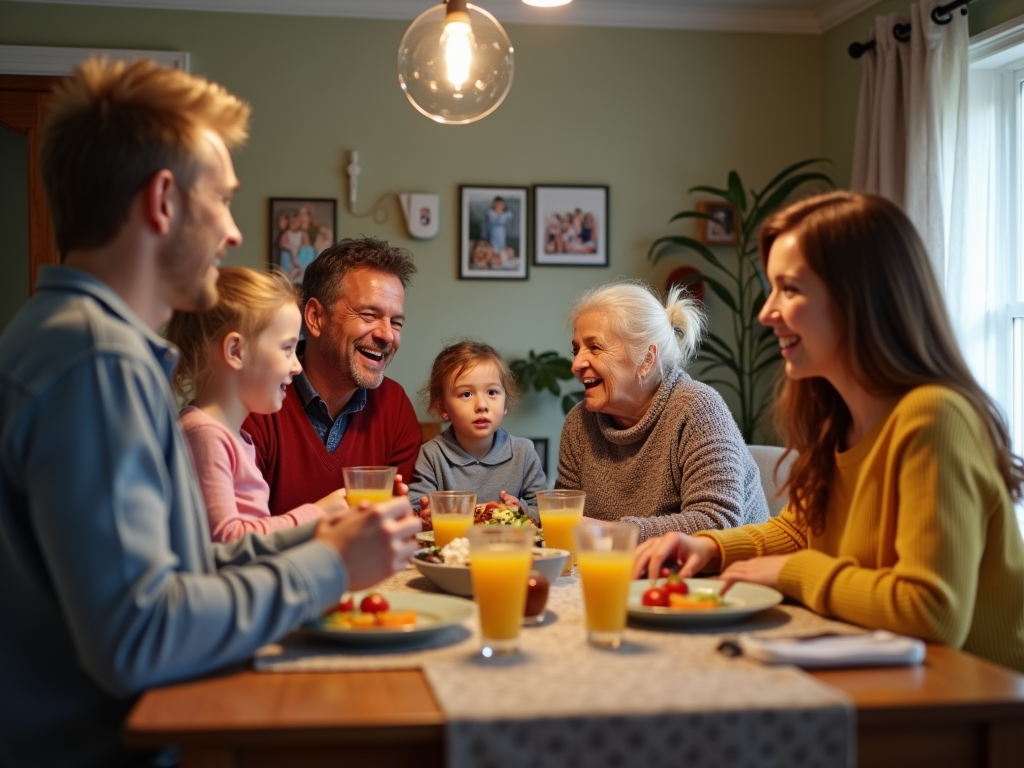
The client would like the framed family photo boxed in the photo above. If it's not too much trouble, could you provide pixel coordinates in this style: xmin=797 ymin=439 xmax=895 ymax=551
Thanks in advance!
xmin=269 ymin=198 xmax=337 ymax=285
xmin=696 ymin=201 xmax=738 ymax=245
xmin=533 ymin=185 xmax=609 ymax=267
xmin=459 ymin=185 xmax=529 ymax=280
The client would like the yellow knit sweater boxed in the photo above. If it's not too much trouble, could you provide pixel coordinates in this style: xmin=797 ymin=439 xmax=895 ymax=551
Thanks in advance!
xmin=703 ymin=385 xmax=1024 ymax=673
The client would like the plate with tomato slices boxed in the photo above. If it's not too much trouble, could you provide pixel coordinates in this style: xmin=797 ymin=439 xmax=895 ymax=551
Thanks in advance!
xmin=627 ymin=578 xmax=783 ymax=628
xmin=303 ymin=591 xmax=474 ymax=645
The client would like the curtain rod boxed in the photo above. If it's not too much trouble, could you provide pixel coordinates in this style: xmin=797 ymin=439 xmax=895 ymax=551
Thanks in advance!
xmin=848 ymin=0 xmax=975 ymax=59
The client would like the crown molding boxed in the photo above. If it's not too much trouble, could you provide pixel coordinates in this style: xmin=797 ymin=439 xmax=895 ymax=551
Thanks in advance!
xmin=0 ymin=44 xmax=188 ymax=75
xmin=5 ymin=0 xmax=886 ymax=35
xmin=814 ymin=0 xmax=883 ymax=33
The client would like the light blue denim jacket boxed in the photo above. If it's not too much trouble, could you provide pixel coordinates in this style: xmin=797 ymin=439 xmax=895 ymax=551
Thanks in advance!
xmin=0 ymin=267 xmax=347 ymax=768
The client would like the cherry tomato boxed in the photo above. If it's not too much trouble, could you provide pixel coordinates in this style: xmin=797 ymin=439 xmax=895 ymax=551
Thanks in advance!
xmin=641 ymin=586 xmax=670 ymax=607
xmin=360 ymin=593 xmax=390 ymax=614
xmin=338 ymin=594 xmax=354 ymax=612
xmin=662 ymin=573 xmax=689 ymax=597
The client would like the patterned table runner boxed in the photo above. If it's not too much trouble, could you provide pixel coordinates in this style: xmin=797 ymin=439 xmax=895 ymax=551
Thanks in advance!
xmin=256 ymin=567 xmax=856 ymax=768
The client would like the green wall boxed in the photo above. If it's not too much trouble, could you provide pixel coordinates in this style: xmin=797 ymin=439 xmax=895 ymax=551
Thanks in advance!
xmin=1 ymin=0 xmax=1019 ymax=463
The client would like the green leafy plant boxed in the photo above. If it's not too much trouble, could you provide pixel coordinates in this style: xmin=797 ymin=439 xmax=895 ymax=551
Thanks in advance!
xmin=509 ymin=350 xmax=583 ymax=415
xmin=648 ymin=159 xmax=833 ymax=442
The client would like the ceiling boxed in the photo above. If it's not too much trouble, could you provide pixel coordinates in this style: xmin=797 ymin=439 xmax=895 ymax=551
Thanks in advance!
xmin=8 ymin=0 xmax=886 ymax=34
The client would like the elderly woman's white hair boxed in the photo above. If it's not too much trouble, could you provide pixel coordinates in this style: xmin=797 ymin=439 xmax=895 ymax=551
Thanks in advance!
xmin=567 ymin=280 xmax=706 ymax=380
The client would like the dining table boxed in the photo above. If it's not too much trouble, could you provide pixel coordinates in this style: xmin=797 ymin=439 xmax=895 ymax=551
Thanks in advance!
xmin=124 ymin=567 xmax=1024 ymax=768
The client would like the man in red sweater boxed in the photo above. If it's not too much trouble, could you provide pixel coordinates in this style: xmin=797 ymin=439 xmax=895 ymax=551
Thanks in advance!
xmin=245 ymin=237 xmax=422 ymax=515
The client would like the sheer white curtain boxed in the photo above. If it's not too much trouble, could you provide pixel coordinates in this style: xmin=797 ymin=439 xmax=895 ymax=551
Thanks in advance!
xmin=950 ymin=63 xmax=1018 ymax=429
xmin=851 ymin=0 xmax=969 ymax=284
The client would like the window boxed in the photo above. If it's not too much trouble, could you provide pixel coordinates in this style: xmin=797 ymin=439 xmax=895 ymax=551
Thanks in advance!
xmin=965 ymin=17 xmax=1024 ymax=532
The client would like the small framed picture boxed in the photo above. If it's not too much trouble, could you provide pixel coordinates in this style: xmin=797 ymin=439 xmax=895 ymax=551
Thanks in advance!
xmin=533 ymin=185 xmax=609 ymax=267
xmin=696 ymin=201 xmax=738 ymax=245
xmin=459 ymin=185 xmax=529 ymax=280
xmin=269 ymin=198 xmax=337 ymax=284
xmin=529 ymin=437 xmax=549 ymax=477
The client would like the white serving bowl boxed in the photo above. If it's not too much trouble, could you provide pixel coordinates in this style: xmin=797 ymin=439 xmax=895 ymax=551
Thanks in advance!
xmin=411 ymin=547 xmax=570 ymax=597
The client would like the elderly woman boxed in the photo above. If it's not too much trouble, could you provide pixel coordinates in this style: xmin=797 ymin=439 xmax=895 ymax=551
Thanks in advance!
xmin=556 ymin=281 xmax=769 ymax=542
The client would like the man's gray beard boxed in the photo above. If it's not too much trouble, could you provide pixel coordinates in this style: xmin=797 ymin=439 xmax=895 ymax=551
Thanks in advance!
xmin=345 ymin=347 xmax=395 ymax=390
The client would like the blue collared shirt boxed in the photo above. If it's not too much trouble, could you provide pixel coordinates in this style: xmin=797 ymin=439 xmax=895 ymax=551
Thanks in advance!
xmin=0 ymin=266 xmax=347 ymax=768
xmin=292 ymin=368 xmax=367 ymax=453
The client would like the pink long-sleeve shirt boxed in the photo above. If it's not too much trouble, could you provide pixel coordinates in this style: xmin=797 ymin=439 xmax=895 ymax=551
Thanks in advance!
xmin=179 ymin=406 xmax=322 ymax=542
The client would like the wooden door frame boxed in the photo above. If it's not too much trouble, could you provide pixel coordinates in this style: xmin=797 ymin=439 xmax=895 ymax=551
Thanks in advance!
xmin=0 ymin=46 xmax=188 ymax=294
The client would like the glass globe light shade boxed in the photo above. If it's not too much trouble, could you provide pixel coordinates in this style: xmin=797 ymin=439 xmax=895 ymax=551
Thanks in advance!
xmin=397 ymin=2 xmax=514 ymax=125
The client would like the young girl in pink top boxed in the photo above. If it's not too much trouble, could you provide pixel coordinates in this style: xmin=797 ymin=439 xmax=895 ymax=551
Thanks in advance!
xmin=165 ymin=267 xmax=347 ymax=542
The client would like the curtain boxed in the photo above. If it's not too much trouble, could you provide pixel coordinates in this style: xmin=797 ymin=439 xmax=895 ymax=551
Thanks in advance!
xmin=850 ymin=0 xmax=969 ymax=285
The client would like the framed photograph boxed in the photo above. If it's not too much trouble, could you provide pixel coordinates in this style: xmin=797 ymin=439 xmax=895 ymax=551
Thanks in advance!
xmin=529 ymin=437 xmax=549 ymax=477
xmin=459 ymin=186 xmax=529 ymax=280
xmin=696 ymin=201 xmax=737 ymax=245
xmin=269 ymin=198 xmax=337 ymax=285
xmin=533 ymin=185 xmax=609 ymax=267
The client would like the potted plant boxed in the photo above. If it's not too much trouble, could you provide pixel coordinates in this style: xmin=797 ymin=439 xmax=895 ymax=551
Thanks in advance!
xmin=509 ymin=350 xmax=583 ymax=415
xmin=648 ymin=159 xmax=833 ymax=442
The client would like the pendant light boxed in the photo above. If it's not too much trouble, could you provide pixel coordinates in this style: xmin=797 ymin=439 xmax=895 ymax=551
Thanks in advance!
xmin=397 ymin=0 xmax=514 ymax=125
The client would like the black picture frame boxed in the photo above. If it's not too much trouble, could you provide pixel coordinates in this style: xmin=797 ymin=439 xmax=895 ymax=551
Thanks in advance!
xmin=529 ymin=437 xmax=549 ymax=477
xmin=459 ymin=185 xmax=529 ymax=280
xmin=269 ymin=198 xmax=337 ymax=285
xmin=533 ymin=185 xmax=609 ymax=267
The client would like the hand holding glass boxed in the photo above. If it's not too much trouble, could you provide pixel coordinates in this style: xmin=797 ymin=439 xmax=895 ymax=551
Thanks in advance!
xmin=342 ymin=466 xmax=396 ymax=508
xmin=468 ymin=525 xmax=534 ymax=657
xmin=575 ymin=522 xmax=639 ymax=649
xmin=537 ymin=489 xmax=586 ymax=575
xmin=429 ymin=491 xmax=476 ymax=550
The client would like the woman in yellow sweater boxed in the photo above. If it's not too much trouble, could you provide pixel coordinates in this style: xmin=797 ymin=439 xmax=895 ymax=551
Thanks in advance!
xmin=634 ymin=191 xmax=1024 ymax=673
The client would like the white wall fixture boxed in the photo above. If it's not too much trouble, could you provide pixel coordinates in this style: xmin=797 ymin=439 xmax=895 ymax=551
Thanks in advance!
xmin=400 ymin=193 xmax=440 ymax=239
xmin=397 ymin=0 xmax=514 ymax=124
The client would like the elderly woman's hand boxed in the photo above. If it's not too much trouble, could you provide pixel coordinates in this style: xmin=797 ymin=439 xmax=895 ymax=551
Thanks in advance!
xmin=632 ymin=532 xmax=721 ymax=580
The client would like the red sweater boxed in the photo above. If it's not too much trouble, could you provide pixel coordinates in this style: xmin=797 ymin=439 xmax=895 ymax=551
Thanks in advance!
xmin=243 ymin=377 xmax=421 ymax=516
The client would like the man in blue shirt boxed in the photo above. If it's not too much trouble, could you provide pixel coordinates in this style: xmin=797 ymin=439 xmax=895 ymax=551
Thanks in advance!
xmin=0 ymin=58 xmax=419 ymax=768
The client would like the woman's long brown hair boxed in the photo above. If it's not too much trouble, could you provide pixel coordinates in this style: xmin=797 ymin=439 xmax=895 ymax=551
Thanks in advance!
xmin=760 ymin=191 xmax=1024 ymax=534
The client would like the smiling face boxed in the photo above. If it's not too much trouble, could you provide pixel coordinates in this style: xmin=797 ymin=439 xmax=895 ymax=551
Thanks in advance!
xmin=758 ymin=231 xmax=844 ymax=384
xmin=313 ymin=267 xmax=405 ymax=392
xmin=571 ymin=311 xmax=654 ymax=428
xmin=440 ymin=359 xmax=507 ymax=450
xmin=159 ymin=130 xmax=242 ymax=312
xmin=238 ymin=302 xmax=303 ymax=415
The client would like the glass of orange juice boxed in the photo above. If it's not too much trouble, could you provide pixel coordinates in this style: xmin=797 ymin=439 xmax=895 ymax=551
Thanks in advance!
xmin=467 ymin=525 xmax=534 ymax=656
xmin=429 ymin=491 xmax=476 ymax=550
xmin=342 ymin=466 xmax=396 ymax=508
xmin=536 ymin=489 xmax=586 ymax=575
xmin=575 ymin=522 xmax=638 ymax=649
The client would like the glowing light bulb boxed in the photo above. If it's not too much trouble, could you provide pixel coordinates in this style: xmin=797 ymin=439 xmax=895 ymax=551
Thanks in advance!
xmin=398 ymin=2 xmax=514 ymax=125
xmin=441 ymin=18 xmax=473 ymax=91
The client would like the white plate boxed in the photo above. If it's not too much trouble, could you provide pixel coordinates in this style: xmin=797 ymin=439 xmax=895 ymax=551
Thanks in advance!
xmin=627 ymin=579 xmax=783 ymax=627
xmin=416 ymin=528 xmax=543 ymax=546
xmin=303 ymin=592 xmax=474 ymax=645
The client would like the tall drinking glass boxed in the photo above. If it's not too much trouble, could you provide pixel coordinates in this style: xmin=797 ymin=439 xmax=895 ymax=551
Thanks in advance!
xmin=536 ymin=489 xmax=585 ymax=575
xmin=342 ymin=466 xmax=396 ymax=508
xmin=467 ymin=525 xmax=534 ymax=657
xmin=429 ymin=491 xmax=476 ymax=549
xmin=575 ymin=522 xmax=639 ymax=649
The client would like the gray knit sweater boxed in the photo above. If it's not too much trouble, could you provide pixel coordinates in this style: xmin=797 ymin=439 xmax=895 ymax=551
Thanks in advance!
xmin=555 ymin=366 xmax=769 ymax=541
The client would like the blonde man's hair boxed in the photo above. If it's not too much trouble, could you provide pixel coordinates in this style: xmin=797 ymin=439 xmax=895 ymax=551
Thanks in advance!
xmin=40 ymin=57 xmax=250 ymax=256
xmin=164 ymin=267 xmax=299 ymax=403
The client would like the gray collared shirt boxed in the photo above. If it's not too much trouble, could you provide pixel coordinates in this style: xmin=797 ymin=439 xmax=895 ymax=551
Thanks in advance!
xmin=408 ymin=426 xmax=548 ymax=519
xmin=292 ymin=369 xmax=367 ymax=453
